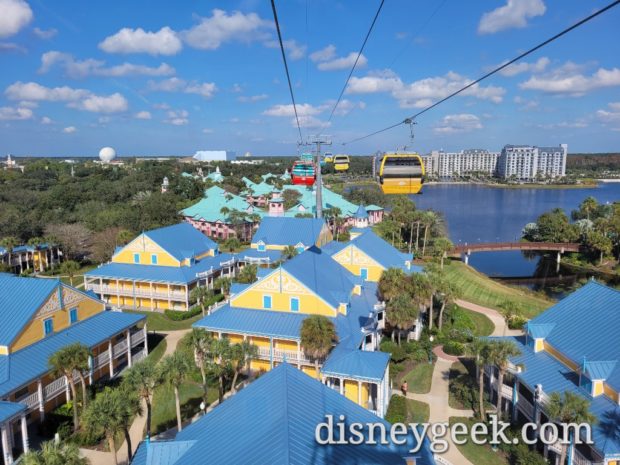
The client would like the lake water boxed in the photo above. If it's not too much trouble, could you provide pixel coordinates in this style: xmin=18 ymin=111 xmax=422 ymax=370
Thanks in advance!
xmin=411 ymin=182 xmax=620 ymax=293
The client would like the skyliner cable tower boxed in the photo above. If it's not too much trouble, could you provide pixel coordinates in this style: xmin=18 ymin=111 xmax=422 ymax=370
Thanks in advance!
xmin=299 ymin=135 xmax=331 ymax=219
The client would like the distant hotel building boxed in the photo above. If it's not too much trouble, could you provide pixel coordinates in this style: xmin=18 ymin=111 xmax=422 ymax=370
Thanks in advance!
xmin=421 ymin=144 xmax=567 ymax=181
xmin=497 ymin=144 xmax=567 ymax=180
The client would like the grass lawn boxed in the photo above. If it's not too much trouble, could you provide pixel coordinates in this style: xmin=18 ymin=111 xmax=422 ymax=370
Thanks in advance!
xmin=151 ymin=381 xmax=219 ymax=434
xmin=449 ymin=417 xmax=509 ymax=465
xmin=145 ymin=333 xmax=167 ymax=364
xmin=406 ymin=399 xmax=429 ymax=424
xmin=45 ymin=263 xmax=98 ymax=288
xmin=444 ymin=260 xmax=553 ymax=318
xmin=125 ymin=310 xmax=204 ymax=331
xmin=401 ymin=362 xmax=434 ymax=394
xmin=460 ymin=307 xmax=495 ymax=337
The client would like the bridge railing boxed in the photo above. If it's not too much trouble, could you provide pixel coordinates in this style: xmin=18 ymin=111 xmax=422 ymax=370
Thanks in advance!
xmin=451 ymin=242 xmax=580 ymax=255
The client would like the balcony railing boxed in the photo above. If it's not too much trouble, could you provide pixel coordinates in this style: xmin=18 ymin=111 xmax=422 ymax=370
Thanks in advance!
xmin=87 ymin=284 xmax=186 ymax=300
xmin=256 ymin=346 xmax=318 ymax=364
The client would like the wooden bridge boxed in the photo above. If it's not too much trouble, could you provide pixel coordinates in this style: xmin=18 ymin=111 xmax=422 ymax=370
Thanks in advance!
xmin=449 ymin=242 xmax=581 ymax=266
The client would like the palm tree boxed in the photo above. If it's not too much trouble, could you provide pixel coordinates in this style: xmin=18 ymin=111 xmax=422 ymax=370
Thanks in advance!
xmin=28 ymin=237 xmax=46 ymax=272
xmin=469 ymin=338 xmax=493 ymax=420
xmin=300 ymin=315 xmax=337 ymax=379
xmin=378 ymin=267 xmax=406 ymax=301
xmin=282 ymin=245 xmax=298 ymax=260
xmin=22 ymin=440 xmax=87 ymax=465
xmin=547 ymin=391 xmax=596 ymax=465
xmin=0 ymin=236 xmax=18 ymax=272
xmin=60 ymin=260 xmax=81 ymax=286
xmin=122 ymin=359 xmax=160 ymax=438
xmin=214 ymin=276 xmax=232 ymax=297
xmin=236 ymin=264 xmax=258 ymax=284
xmin=191 ymin=285 xmax=214 ymax=317
xmin=188 ymin=328 xmax=213 ymax=403
xmin=158 ymin=352 xmax=191 ymax=432
xmin=436 ymin=277 xmax=460 ymax=330
xmin=208 ymin=338 xmax=233 ymax=403
xmin=488 ymin=340 xmax=520 ymax=415
xmin=579 ymin=196 xmax=598 ymax=221
xmin=230 ymin=340 xmax=258 ymax=392
xmin=432 ymin=237 xmax=453 ymax=269
xmin=386 ymin=293 xmax=419 ymax=345
xmin=116 ymin=385 xmax=143 ymax=461
xmin=48 ymin=343 xmax=90 ymax=431
xmin=407 ymin=272 xmax=433 ymax=329
xmin=43 ymin=234 xmax=60 ymax=270
xmin=82 ymin=387 xmax=124 ymax=465
xmin=421 ymin=211 xmax=439 ymax=257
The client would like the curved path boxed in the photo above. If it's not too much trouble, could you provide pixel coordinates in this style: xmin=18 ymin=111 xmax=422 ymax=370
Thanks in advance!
xmin=456 ymin=299 xmax=523 ymax=337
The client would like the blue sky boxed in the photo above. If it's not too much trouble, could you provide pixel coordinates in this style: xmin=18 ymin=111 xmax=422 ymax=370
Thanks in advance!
xmin=0 ymin=0 xmax=618 ymax=156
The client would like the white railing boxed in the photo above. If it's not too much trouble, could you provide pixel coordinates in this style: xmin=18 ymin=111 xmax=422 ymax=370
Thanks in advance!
xmin=133 ymin=348 xmax=147 ymax=364
xmin=95 ymin=350 xmax=110 ymax=369
xmin=130 ymin=331 xmax=145 ymax=346
xmin=517 ymin=398 xmax=534 ymax=418
xmin=256 ymin=346 xmax=317 ymax=364
xmin=573 ymin=448 xmax=604 ymax=465
xmin=507 ymin=361 xmax=522 ymax=373
xmin=44 ymin=377 xmax=66 ymax=399
xmin=501 ymin=384 xmax=513 ymax=399
xmin=113 ymin=339 xmax=128 ymax=356
xmin=17 ymin=392 xmax=40 ymax=409
xmin=87 ymin=284 xmax=186 ymax=300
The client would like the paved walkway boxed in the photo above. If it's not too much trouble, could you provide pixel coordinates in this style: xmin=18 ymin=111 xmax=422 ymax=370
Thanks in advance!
xmin=80 ymin=329 xmax=191 ymax=465
xmin=456 ymin=299 xmax=523 ymax=337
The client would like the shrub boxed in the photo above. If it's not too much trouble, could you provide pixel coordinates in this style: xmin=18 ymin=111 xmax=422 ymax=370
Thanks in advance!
xmin=402 ymin=341 xmax=430 ymax=363
xmin=449 ymin=373 xmax=477 ymax=411
xmin=164 ymin=294 xmax=225 ymax=321
xmin=385 ymin=395 xmax=407 ymax=424
xmin=507 ymin=315 xmax=528 ymax=330
xmin=380 ymin=340 xmax=407 ymax=363
xmin=442 ymin=341 xmax=465 ymax=356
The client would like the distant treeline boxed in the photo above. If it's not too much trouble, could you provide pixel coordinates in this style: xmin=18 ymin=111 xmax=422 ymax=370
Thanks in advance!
xmin=566 ymin=153 xmax=620 ymax=171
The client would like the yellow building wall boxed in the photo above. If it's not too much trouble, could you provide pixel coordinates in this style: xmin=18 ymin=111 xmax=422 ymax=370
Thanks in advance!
xmin=360 ymin=382 xmax=370 ymax=408
xmin=344 ymin=379 xmax=359 ymax=404
xmin=331 ymin=246 xmax=385 ymax=282
xmin=250 ymin=359 xmax=270 ymax=372
xmin=593 ymin=381 xmax=604 ymax=397
xmin=11 ymin=288 xmax=104 ymax=352
xmin=0 ymin=346 xmax=7 ymax=355
xmin=543 ymin=342 xmax=579 ymax=371
xmin=228 ymin=334 xmax=244 ymax=344
xmin=534 ymin=339 xmax=545 ymax=353
xmin=113 ymin=234 xmax=180 ymax=267
xmin=603 ymin=384 xmax=618 ymax=403
xmin=249 ymin=336 xmax=270 ymax=348
xmin=275 ymin=339 xmax=298 ymax=351
xmin=301 ymin=365 xmax=317 ymax=379
xmin=230 ymin=269 xmax=338 ymax=316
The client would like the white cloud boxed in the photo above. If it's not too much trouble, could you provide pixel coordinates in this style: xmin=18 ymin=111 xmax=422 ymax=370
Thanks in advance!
xmin=164 ymin=109 xmax=188 ymax=125
xmin=297 ymin=115 xmax=330 ymax=129
xmin=33 ymin=27 xmax=57 ymax=39
xmin=478 ymin=0 xmax=545 ymax=35
xmin=0 ymin=0 xmax=33 ymax=38
xmin=63 ymin=126 xmax=76 ymax=133
xmin=5 ymin=81 xmax=128 ymax=113
xmin=238 ymin=93 xmax=268 ymax=103
xmin=39 ymin=51 xmax=175 ymax=78
xmin=0 ymin=105 xmax=32 ymax=120
xmin=134 ymin=111 xmax=151 ymax=120
xmin=148 ymin=78 xmax=217 ymax=99
xmin=41 ymin=116 xmax=52 ymax=124
xmin=17 ymin=99 xmax=37 ymax=108
xmin=310 ymin=44 xmax=336 ymax=62
xmin=264 ymin=39 xmax=306 ymax=60
xmin=325 ymin=99 xmax=366 ymax=116
xmin=596 ymin=102 xmax=620 ymax=130
xmin=182 ymin=9 xmax=270 ymax=50
xmin=263 ymin=99 xmax=364 ymax=126
xmin=318 ymin=52 xmax=367 ymax=71
xmin=497 ymin=57 xmax=549 ymax=77
xmin=347 ymin=69 xmax=505 ymax=108
xmin=537 ymin=120 xmax=588 ymax=129
xmin=520 ymin=66 xmax=620 ymax=96
xmin=434 ymin=114 xmax=483 ymax=134
xmin=0 ymin=42 xmax=26 ymax=53
xmin=263 ymin=103 xmax=323 ymax=117
xmin=513 ymin=95 xmax=539 ymax=110
xmin=231 ymin=83 xmax=243 ymax=93
xmin=202 ymin=128 xmax=214 ymax=134
xmin=99 ymin=26 xmax=182 ymax=56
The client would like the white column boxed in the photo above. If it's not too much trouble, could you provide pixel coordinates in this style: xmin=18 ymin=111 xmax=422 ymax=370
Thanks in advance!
xmin=20 ymin=415 xmax=28 ymax=453
xmin=108 ymin=340 xmax=114 ymax=378
xmin=297 ymin=341 xmax=301 ymax=369
xmin=37 ymin=379 xmax=44 ymax=423
xmin=116 ymin=279 xmax=121 ymax=307
xmin=339 ymin=378 xmax=344 ymax=396
xmin=64 ymin=375 xmax=70 ymax=402
xmin=358 ymin=381 xmax=362 ymax=406
xmin=126 ymin=330 xmax=132 ymax=368
xmin=377 ymin=381 xmax=382 ymax=416
xmin=88 ymin=355 xmax=93 ymax=384
xmin=1 ymin=424 xmax=13 ymax=465
xmin=143 ymin=323 xmax=148 ymax=354
xmin=167 ymin=284 xmax=172 ymax=310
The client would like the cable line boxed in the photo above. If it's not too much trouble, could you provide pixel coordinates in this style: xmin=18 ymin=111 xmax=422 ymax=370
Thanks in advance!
xmin=270 ymin=0 xmax=303 ymax=141
xmin=327 ymin=0 xmax=386 ymax=123
xmin=343 ymin=0 xmax=620 ymax=145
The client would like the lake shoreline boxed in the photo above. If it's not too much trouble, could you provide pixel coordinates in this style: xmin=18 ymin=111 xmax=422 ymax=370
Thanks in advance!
xmin=425 ymin=181 xmax=599 ymax=189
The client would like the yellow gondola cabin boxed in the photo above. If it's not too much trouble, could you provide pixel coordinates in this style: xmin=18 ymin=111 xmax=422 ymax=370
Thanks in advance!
xmin=376 ymin=153 xmax=425 ymax=194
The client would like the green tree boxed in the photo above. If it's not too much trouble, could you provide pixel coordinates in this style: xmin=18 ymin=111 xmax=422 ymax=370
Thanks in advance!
xmin=407 ymin=272 xmax=433 ymax=329
xmin=0 ymin=236 xmax=18 ymax=272
xmin=122 ymin=359 xmax=160 ymax=438
xmin=60 ymin=260 xmax=81 ymax=286
xmin=378 ymin=267 xmax=406 ymax=301
xmin=187 ymin=328 xmax=213 ymax=403
xmin=300 ymin=315 xmax=337 ymax=379
xmin=116 ymin=229 xmax=134 ymax=246
xmin=22 ymin=440 xmax=87 ymax=465
xmin=421 ymin=211 xmax=440 ymax=257
xmin=585 ymin=230 xmax=613 ymax=265
xmin=546 ymin=391 xmax=596 ymax=465
xmin=436 ymin=277 xmax=460 ymax=330
xmin=282 ymin=245 xmax=298 ymax=259
xmin=230 ymin=340 xmax=258 ymax=392
xmin=115 ymin=385 xmax=142 ymax=461
xmin=469 ymin=338 xmax=493 ymax=420
xmin=191 ymin=285 xmax=214 ymax=317
xmin=158 ymin=352 xmax=192 ymax=432
xmin=386 ymin=293 xmax=419 ymax=345
xmin=82 ymin=387 xmax=124 ymax=465
xmin=432 ymin=237 xmax=453 ymax=269
xmin=577 ymin=196 xmax=599 ymax=221
xmin=282 ymin=189 xmax=302 ymax=209
xmin=207 ymin=338 xmax=234 ymax=403
xmin=48 ymin=343 xmax=90 ymax=431
xmin=214 ymin=276 xmax=232 ymax=297
xmin=535 ymin=208 xmax=579 ymax=243
xmin=27 ymin=236 xmax=46 ymax=272
xmin=488 ymin=340 xmax=520 ymax=415
xmin=236 ymin=264 xmax=258 ymax=284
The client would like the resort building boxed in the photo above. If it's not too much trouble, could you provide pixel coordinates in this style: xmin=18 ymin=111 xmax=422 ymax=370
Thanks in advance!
xmin=0 ymin=274 xmax=146 ymax=465
xmin=485 ymin=281 xmax=620 ymax=465
xmin=131 ymin=363 xmax=436 ymax=465
xmin=181 ymin=186 xmax=262 ymax=241
xmin=0 ymin=243 xmax=61 ymax=275
xmin=497 ymin=144 xmax=567 ymax=180
xmin=421 ymin=149 xmax=499 ymax=178
xmin=193 ymin=150 xmax=236 ymax=162
xmin=84 ymin=223 xmax=236 ymax=312
xmin=194 ymin=246 xmax=392 ymax=417
xmin=237 ymin=217 xmax=332 ymax=265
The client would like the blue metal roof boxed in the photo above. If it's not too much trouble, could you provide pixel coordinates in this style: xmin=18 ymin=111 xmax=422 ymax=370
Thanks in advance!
xmin=351 ymin=231 xmax=415 ymax=271
xmin=283 ymin=247 xmax=355 ymax=308
xmin=584 ymin=361 xmax=618 ymax=381
xmin=143 ymin=223 xmax=218 ymax=261
xmin=0 ymin=275 xmax=63 ymax=346
xmin=86 ymin=253 xmax=235 ymax=285
xmin=529 ymin=281 xmax=620 ymax=391
xmin=251 ymin=217 xmax=326 ymax=247
xmin=322 ymin=346 xmax=390 ymax=382
xmin=0 ymin=311 xmax=144 ymax=397
xmin=527 ymin=323 xmax=556 ymax=339
xmin=354 ymin=204 xmax=368 ymax=219
xmin=498 ymin=335 xmax=620 ymax=458
xmin=0 ymin=401 xmax=26 ymax=423
xmin=132 ymin=440 xmax=196 ymax=465
xmin=131 ymin=363 xmax=435 ymax=465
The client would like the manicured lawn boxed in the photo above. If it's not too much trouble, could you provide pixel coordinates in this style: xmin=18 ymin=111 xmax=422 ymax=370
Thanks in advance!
xmin=444 ymin=260 xmax=553 ymax=318
xmin=461 ymin=307 xmax=495 ymax=337
xmin=145 ymin=333 xmax=167 ymax=364
xmin=449 ymin=417 xmax=509 ymax=465
xmin=45 ymin=263 xmax=98 ymax=288
xmin=151 ymin=381 xmax=218 ymax=434
xmin=406 ymin=399 xmax=429 ymax=424
xmin=125 ymin=310 xmax=204 ymax=331
xmin=401 ymin=362 xmax=434 ymax=394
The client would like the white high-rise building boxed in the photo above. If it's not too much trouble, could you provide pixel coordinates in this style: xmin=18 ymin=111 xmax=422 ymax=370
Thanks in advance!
xmin=497 ymin=144 xmax=567 ymax=180
xmin=421 ymin=149 xmax=499 ymax=178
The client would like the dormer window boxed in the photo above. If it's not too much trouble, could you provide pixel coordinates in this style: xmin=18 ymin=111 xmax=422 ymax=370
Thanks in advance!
xmin=257 ymin=242 xmax=266 ymax=252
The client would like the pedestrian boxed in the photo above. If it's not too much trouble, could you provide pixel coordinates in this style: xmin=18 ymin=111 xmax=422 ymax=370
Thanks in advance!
xmin=401 ymin=381 xmax=408 ymax=397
